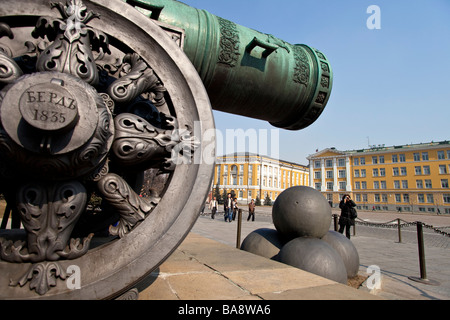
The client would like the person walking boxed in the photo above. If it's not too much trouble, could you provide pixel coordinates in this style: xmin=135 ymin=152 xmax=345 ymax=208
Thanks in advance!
xmin=209 ymin=197 xmax=218 ymax=219
xmin=232 ymin=198 xmax=238 ymax=221
xmin=338 ymin=194 xmax=357 ymax=239
xmin=247 ymin=199 xmax=256 ymax=221
xmin=224 ymin=193 xmax=233 ymax=222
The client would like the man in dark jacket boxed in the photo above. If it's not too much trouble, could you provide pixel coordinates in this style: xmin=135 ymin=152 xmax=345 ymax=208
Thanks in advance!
xmin=338 ymin=194 xmax=357 ymax=239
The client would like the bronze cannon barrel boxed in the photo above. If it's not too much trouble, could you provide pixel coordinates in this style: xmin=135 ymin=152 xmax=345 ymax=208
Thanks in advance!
xmin=126 ymin=0 xmax=333 ymax=130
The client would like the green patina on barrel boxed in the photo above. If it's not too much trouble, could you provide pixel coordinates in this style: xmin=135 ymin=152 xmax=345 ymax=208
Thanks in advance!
xmin=126 ymin=0 xmax=333 ymax=130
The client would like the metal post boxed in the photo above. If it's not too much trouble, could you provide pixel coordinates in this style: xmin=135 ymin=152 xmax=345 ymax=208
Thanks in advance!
xmin=236 ymin=209 xmax=242 ymax=249
xmin=417 ymin=222 xmax=427 ymax=279
xmin=397 ymin=218 xmax=402 ymax=243
xmin=333 ymin=215 xmax=338 ymax=232
xmin=408 ymin=222 xmax=440 ymax=286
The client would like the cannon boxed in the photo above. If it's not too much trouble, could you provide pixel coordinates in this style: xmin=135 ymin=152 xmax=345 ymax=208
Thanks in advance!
xmin=0 ymin=0 xmax=332 ymax=299
xmin=127 ymin=0 xmax=333 ymax=131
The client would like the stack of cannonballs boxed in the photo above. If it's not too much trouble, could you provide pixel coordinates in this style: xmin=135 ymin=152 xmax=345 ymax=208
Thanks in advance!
xmin=240 ymin=186 xmax=360 ymax=284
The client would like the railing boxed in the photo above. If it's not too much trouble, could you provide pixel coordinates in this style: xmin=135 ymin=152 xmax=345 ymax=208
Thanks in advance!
xmin=332 ymin=214 xmax=445 ymax=286
xmin=331 ymin=214 xmax=450 ymax=240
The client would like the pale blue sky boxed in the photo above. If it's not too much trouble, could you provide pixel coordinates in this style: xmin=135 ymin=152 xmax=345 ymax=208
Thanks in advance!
xmin=182 ymin=0 xmax=450 ymax=165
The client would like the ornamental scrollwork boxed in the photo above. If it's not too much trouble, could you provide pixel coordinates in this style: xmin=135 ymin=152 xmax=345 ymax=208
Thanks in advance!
xmin=0 ymin=0 xmax=194 ymax=296
xmin=217 ymin=17 xmax=240 ymax=67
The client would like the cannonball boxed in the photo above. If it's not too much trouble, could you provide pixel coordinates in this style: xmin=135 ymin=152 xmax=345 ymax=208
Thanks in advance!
xmin=322 ymin=231 xmax=360 ymax=278
xmin=272 ymin=186 xmax=332 ymax=240
xmin=240 ymin=228 xmax=285 ymax=260
xmin=278 ymin=237 xmax=347 ymax=284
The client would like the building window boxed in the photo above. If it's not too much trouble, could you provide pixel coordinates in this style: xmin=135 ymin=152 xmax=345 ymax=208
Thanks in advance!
xmin=414 ymin=153 xmax=420 ymax=161
xmin=415 ymin=166 xmax=422 ymax=175
xmin=374 ymin=194 xmax=380 ymax=202
xmin=374 ymin=181 xmax=380 ymax=189
xmin=326 ymin=160 xmax=333 ymax=168
xmin=315 ymin=183 xmax=321 ymax=190
xmin=418 ymin=194 xmax=425 ymax=203
xmin=373 ymin=169 xmax=379 ymax=177
xmin=402 ymin=180 xmax=408 ymax=189
xmin=231 ymin=165 xmax=238 ymax=185
xmin=395 ymin=194 xmax=401 ymax=202
xmin=338 ymin=159 xmax=345 ymax=167
xmin=438 ymin=151 xmax=445 ymax=160
xmin=427 ymin=194 xmax=434 ymax=203
xmin=401 ymin=167 xmax=407 ymax=176
xmin=416 ymin=180 xmax=423 ymax=189
xmin=354 ymin=158 xmax=359 ymax=166
xmin=382 ymin=194 xmax=388 ymax=202
xmin=442 ymin=179 xmax=449 ymax=189
xmin=422 ymin=152 xmax=429 ymax=161
xmin=394 ymin=181 xmax=400 ymax=189
xmin=338 ymin=170 xmax=346 ymax=178
xmin=392 ymin=155 xmax=398 ymax=163
xmin=381 ymin=181 xmax=387 ymax=189
xmin=314 ymin=171 xmax=321 ymax=179
xmin=327 ymin=182 xmax=333 ymax=190
xmin=217 ymin=166 xmax=221 ymax=184
xmin=314 ymin=161 xmax=321 ymax=169
xmin=361 ymin=169 xmax=366 ymax=178
xmin=399 ymin=154 xmax=406 ymax=162
xmin=439 ymin=165 xmax=447 ymax=174
xmin=372 ymin=156 xmax=378 ymax=164
xmin=354 ymin=169 xmax=360 ymax=178
xmin=379 ymin=156 xmax=385 ymax=164
xmin=380 ymin=168 xmax=386 ymax=177
xmin=326 ymin=171 xmax=333 ymax=179
xmin=423 ymin=166 xmax=430 ymax=175
xmin=393 ymin=167 xmax=399 ymax=176
xmin=355 ymin=182 xmax=361 ymax=190
xmin=360 ymin=158 xmax=366 ymax=165
xmin=361 ymin=181 xmax=367 ymax=190
xmin=425 ymin=180 xmax=432 ymax=189
xmin=339 ymin=182 xmax=346 ymax=190
xmin=403 ymin=194 xmax=410 ymax=203
xmin=443 ymin=194 xmax=450 ymax=204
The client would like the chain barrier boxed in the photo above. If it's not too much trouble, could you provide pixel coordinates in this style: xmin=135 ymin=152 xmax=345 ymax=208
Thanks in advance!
xmin=332 ymin=214 xmax=450 ymax=238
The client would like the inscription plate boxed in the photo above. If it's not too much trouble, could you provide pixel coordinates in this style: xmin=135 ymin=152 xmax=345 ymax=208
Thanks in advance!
xmin=19 ymin=80 xmax=79 ymax=132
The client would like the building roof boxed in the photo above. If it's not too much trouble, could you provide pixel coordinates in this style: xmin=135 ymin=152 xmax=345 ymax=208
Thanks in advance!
xmin=217 ymin=153 xmax=309 ymax=168
xmin=308 ymin=140 xmax=450 ymax=159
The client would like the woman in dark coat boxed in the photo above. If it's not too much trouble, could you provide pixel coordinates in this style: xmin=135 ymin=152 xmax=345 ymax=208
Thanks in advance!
xmin=339 ymin=194 xmax=356 ymax=239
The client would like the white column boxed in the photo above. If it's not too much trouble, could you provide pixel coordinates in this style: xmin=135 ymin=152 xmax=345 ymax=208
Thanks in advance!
xmin=333 ymin=158 xmax=339 ymax=192
xmin=321 ymin=159 xmax=326 ymax=192
xmin=346 ymin=156 xmax=352 ymax=192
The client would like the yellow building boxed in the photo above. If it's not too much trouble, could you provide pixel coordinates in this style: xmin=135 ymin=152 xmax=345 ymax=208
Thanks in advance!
xmin=308 ymin=141 xmax=450 ymax=214
xmin=213 ymin=153 xmax=309 ymax=203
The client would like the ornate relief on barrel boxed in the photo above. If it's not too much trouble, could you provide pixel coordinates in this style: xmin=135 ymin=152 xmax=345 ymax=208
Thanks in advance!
xmin=217 ymin=17 xmax=240 ymax=67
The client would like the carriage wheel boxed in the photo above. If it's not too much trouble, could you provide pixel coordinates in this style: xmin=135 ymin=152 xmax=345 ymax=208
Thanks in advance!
xmin=0 ymin=0 xmax=215 ymax=299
